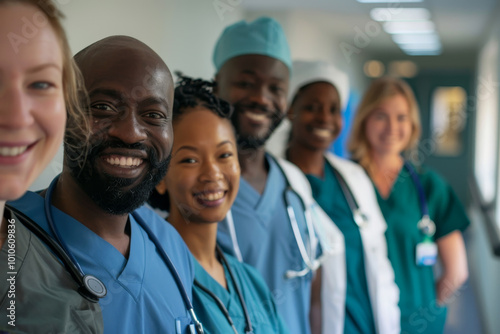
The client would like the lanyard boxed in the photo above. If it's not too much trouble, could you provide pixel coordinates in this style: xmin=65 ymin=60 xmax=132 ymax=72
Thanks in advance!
xmin=403 ymin=162 xmax=436 ymax=237
xmin=193 ymin=246 xmax=254 ymax=334
xmin=44 ymin=175 xmax=204 ymax=333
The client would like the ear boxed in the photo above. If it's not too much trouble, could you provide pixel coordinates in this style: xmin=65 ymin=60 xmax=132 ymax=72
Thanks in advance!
xmin=155 ymin=178 xmax=168 ymax=195
xmin=286 ymin=105 xmax=295 ymax=121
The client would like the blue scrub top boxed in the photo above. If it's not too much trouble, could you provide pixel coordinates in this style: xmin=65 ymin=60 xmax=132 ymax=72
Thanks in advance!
xmin=10 ymin=191 xmax=195 ymax=334
xmin=218 ymin=154 xmax=314 ymax=334
xmin=193 ymin=252 xmax=288 ymax=334
xmin=307 ymin=160 xmax=376 ymax=334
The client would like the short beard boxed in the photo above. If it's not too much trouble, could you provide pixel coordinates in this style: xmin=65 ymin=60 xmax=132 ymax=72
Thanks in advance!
xmin=66 ymin=139 xmax=170 ymax=215
xmin=230 ymin=102 xmax=284 ymax=151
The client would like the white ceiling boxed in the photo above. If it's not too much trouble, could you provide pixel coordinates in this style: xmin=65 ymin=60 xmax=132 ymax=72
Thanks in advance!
xmin=242 ymin=0 xmax=499 ymax=66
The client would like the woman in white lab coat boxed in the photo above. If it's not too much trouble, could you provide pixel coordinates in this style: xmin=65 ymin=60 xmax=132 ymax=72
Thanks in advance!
xmin=267 ymin=60 xmax=400 ymax=334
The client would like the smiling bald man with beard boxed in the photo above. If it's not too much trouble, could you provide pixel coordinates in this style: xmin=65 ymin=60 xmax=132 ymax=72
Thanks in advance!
xmin=9 ymin=36 xmax=200 ymax=334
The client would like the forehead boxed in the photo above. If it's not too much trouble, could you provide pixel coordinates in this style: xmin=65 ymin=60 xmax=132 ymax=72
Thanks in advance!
xmin=377 ymin=93 xmax=410 ymax=112
xmin=173 ymin=107 xmax=235 ymax=144
xmin=219 ymin=54 xmax=289 ymax=82
xmin=0 ymin=4 xmax=62 ymax=70
xmin=79 ymin=46 xmax=173 ymax=105
xmin=299 ymin=82 xmax=339 ymax=99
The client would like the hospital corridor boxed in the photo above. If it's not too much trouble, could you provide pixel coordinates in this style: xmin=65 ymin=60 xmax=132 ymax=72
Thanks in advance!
xmin=1 ymin=0 xmax=500 ymax=333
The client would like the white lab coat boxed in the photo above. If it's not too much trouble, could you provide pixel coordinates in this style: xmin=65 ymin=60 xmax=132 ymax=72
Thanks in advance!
xmin=321 ymin=152 xmax=400 ymax=334
xmin=224 ymin=155 xmax=344 ymax=266
xmin=269 ymin=141 xmax=400 ymax=334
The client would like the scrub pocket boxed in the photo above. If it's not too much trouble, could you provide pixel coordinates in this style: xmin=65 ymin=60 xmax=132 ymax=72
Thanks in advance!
xmin=175 ymin=316 xmax=199 ymax=334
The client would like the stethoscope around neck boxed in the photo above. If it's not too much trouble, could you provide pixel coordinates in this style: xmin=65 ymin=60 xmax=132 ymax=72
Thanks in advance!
xmin=194 ymin=246 xmax=254 ymax=334
xmin=41 ymin=175 xmax=204 ymax=333
xmin=281 ymin=158 xmax=374 ymax=279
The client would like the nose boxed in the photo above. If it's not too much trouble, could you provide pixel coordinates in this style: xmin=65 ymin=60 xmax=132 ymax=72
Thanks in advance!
xmin=387 ymin=116 xmax=398 ymax=134
xmin=316 ymin=106 xmax=333 ymax=123
xmin=199 ymin=159 xmax=223 ymax=183
xmin=106 ymin=110 xmax=147 ymax=144
xmin=248 ymin=85 xmax=273 ymax=111
xmin=0 ymin=84 xmax=35 ymax=129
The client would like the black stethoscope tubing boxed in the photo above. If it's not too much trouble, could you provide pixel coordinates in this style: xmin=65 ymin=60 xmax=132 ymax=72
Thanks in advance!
xmin=43 ymin=174 xmax=204 ymax=333
xmin=193 ymin=246 xmax=254 ymax=334
xmin=6 ymin=204 xmax=103 ymax=303
xmin=329 ymin=164 xmax=368 ymax=229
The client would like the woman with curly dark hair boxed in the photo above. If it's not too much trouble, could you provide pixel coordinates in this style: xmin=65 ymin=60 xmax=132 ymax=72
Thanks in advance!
xmin=150 ymin=75 xmax=288 ymax=334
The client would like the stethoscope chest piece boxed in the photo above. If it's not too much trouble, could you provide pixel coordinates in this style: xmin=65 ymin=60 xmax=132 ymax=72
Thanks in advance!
xmin=78 ymin=275 xmax=107 ymax=302
xmin=353 ymin=209 xmax=368 ymax=229
xmin=84 ymin=274 xmax=107 ymax=298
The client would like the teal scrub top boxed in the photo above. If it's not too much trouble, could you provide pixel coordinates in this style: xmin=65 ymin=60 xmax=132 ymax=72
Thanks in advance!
xmin=192 ymin=252 xmax=288 ymax=334
xmin=375 ymin=163 xmax=470 ymax=334
xmin=306 ymin=160 xmax=376 ymax=334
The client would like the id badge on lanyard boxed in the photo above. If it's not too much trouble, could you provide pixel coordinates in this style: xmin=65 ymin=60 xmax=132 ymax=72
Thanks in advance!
xmin=405 ymin=162 xmax=438 ymax=267
xmin=416 ymin=236 xmax=437 ymax=266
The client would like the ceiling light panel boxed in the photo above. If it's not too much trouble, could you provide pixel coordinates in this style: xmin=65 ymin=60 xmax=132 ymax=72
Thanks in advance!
xmin=383 ymin=20 xmax=435 ymax=34
xmin=392 ymin=33 xmax=440 ymax=44
xmin=370 ymin=8 xmax=430 ymax=21
xmin=357 ymin=0 xmax=423 ymax=3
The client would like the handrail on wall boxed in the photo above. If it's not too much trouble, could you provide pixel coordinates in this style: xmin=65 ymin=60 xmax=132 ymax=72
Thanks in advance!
xmin=469 ymin=176 xmax=500 ymax=257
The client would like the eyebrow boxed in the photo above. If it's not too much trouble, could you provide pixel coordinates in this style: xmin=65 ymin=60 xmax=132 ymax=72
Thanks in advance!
xmin=217 ymin=140 xmax=234 ymax=148
xmin=175 ymin=140 xmax=235 ymax=154
xmin=89 ymin=89 xmax=170 ymax=109
xmin=140 ymin=96 xmax=170 ymax=110
xmin=88 ymin=88 xmax=126 ymax=101
xmin=175 ymin=145 xmax=198 ymax=154
xmin=26 ymin=63 xmax=62 ymax=74
xmin=241 ymin=69 xmax=257 ymax=76
xmin=240 ymin=69 xmax=287 ymax=82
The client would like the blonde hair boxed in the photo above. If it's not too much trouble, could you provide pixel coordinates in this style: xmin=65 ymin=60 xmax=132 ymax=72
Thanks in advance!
xmin=348 ymin=77 xmax=421 ymax=170
xmin=1 ymin=0 xmax=90 ymax=160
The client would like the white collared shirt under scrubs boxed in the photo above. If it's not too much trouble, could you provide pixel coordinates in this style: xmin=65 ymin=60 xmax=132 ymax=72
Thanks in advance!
xmin=10 ymin=191 xmax=195 ymax=334
xmin=217 ymin=154 xmax=321 ymax=334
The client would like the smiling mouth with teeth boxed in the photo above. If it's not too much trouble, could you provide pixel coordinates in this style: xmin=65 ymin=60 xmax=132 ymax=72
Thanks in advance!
xmin=105 ymin=156 xmax=143 ymax=168
xmin=196 ymin=191 xmax=225 ymax=202
xmin=312 ymin=128 xmax=332 ymax=139
xmin=245 ymin=112 xmax=267 ymax=122
xmin=0 ymin=146 xmax=29 ymax=157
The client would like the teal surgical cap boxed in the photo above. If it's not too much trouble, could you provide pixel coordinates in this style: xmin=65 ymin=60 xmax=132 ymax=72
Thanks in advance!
xmin=213 ymin=17 xmax=292 ymax=73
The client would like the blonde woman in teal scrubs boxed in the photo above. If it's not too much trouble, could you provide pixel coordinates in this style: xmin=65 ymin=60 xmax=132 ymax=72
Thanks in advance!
xmin=348 ymin=77 xmax=469 ymax=334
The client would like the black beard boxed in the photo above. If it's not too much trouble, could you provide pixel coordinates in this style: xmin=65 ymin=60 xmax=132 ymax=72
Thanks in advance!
xmin=65 ymin=139 xmax=170 ymax=215
xmin=230 ymin=101 xmax=284 ymax=151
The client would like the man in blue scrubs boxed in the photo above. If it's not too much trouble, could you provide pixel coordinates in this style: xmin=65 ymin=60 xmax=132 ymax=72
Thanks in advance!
xmin=10 ymin=36 xmax=197 ymax=334
xmin=214 ymin=18 xmax=320 ymax=334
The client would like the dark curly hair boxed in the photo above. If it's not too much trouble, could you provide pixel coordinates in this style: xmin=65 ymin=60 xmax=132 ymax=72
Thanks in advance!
xmin=148 ymin=73 xmax=234 ymax=213
xmin=172 ymin=72 xmax=233 ymax=122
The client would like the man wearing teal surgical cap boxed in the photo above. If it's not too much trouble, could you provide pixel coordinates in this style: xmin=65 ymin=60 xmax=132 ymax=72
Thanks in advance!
xmin=215 ymin=17 xmax=329 ymax=334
